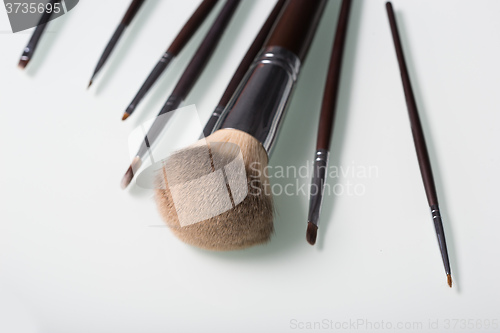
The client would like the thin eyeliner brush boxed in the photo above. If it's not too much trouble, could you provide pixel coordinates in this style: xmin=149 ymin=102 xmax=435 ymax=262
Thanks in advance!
xmin=18 ymin=0 xmax=60 ymax=69
xmin=306 ymin=0 xmax=352 ymax=245
xmin=122 ymin=0 xmax=219 ymax=120
xmin=202 ymin=0 xmax=287 ymax=136
xmin=386 ymin=2 xmax=452 ymax=288
xmin=88 ymin=0 xmax=146 ymax=88
xmin=121 ymin=0 xmax=241 ymax=189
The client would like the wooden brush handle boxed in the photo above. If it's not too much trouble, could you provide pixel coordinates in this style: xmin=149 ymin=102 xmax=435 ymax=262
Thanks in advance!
xmin=317 ymin=0 xmax=351 ymax=151
xmin=265 ymin=0 xmax=326 ymax=62
xmin=168 ymin=0 xmax=219 ymax=55
xmin=121 ymin=0 xmax=146 ymax=26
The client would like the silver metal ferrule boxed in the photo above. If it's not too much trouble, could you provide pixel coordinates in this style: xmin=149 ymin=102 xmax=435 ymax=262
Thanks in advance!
xmin=200 ymin=105 xmax=225 ymax=139
xmin=161 ymin=51 xmax=174 ymax=63
xmin=307 ymin=149 xmax=329 ymax=226
xmin=430 ymin=204 xmax=451 ymax=274
xmin=215 ymin=46 xmax=301 ymax=154
xmin=430 ymin=205 xmax=442 ymax=221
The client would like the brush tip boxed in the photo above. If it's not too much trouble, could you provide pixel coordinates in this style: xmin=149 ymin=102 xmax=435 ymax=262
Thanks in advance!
xmin=18 ymin=58 xmax=29 ymax=69
xmin=87 ymin=80 xmax=93 ymax=89
xmin=121 ymin=165 xmax=134 ymax=189
xmin=447 ymin=274 xmax=452 ymax=288
xmin=121 ymin=157 xmax=142 ymax=189
xmin=306 ymin=222 xmax=318 ymax=245
xmin=122 ymin=112 xmax=130 ymax=121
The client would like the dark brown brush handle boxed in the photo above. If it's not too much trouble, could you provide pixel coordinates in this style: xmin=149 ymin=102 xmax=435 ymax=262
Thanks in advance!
xmin=169 ymin=0 xmax=240 ymax=100
xmin=217 ymin=0 xmax=287 ymax=108
xmin=201 ymin=0 xmax=287 ymax=136
xmin=386 ymin=2 xmax=438 ymax=206
xmin=121 ymin=0 xmax=146 ymax=26
xmin=265 ymin=0 xmax=327 ymax=62
xmin=168 ymin=0 xmax=219 ymax=55
xmin=317 ymin=0 xmax=352 ymax=151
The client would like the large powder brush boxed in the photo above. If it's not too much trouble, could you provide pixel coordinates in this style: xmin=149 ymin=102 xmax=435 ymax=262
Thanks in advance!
xmin=156 ymin=129 xmax=273 ymax=250
xmin=155 ymin=0 xmax=326 ymax=251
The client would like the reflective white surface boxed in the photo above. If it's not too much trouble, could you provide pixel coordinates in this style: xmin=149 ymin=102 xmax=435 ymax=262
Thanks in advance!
xmin=1 ymin=0 xmax=499 ymax=332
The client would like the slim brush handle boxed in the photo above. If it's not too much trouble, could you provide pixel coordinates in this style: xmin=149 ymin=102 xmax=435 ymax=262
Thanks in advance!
xmin=32 ymin=0 xmax=59 ymax=30
xmin=202 ymin=0 xmax=287 ymax=137
xmin=316 ymin=0 xmax=351 ymax=151
xmin=265 ymin=0 xmax=327 ymax=62
xmin=168 ymin=0 xmax=240 ymax=102
xmin=19 ymin=0 xmax=59 ymax=65
xmin=307 ymin=0 xmax=352 ymax=239
xmin=135 ymin=0 xmax=240 ymax=159
xmin=121 ymin=0 xmax=146 ymax=27
xmin=386 ymin=2 xmax=438 ymax=206
xmin=88 ymin=0 xmax=145 ymax=86
xmin=123 ymin=0 xmax=219 ymax=118
xmin=167 ymin=0 xmax=219 ymax=56
xmin=386 ymin=2 xmax=451 ymax=284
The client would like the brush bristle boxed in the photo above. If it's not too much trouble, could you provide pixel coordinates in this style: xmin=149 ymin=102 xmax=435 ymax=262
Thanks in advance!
xmin=155 ymin=129 xmax=274 ymax=251
xmin=18 ymin=58 xmax=29 ymax=69
xmin=447 ymin=274 xmax=452 ymax=288
xmin=306 ymin=222 xmax=318 ymax=245
xmin=121 ymin=166 xmax=134 ymax=189
xmin=121 ymin=157 xmax=142 ymax=189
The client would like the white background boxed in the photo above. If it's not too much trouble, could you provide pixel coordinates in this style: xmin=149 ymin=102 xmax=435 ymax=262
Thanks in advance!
xmin=1 ymin=0 xmax=500 ymax=332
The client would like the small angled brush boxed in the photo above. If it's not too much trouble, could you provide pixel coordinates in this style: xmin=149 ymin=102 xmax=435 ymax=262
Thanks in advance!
xmin=202 ymin=0 xmax=287 ymax=136
xmin=306 ymin=0 xmax=352 ymax=245
xmin=121 ymin=0 xmax=241 ymax=189
xmin=18 ymin=0 xmax=60 ymax=69
xmin=122 ymin=0 xmax=219 ymax=120
xmin=88 ymin=0 xmax=146 ymax=88
xmin=386 ymin=2 xmax=452 ymax=288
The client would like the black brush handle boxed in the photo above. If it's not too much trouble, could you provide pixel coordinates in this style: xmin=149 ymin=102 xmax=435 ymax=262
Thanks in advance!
xmin=19 ymin=0 xmax=59 ymax=62
xmin=387 ymin=3 xmax=451 ymax=282
xmin=386 ymin=2 xmax=438 ymax=206
xmin=121 ymin=0 xmax=146 ymax=26
xmin=136 ymin=0 xmax=240 ymax=159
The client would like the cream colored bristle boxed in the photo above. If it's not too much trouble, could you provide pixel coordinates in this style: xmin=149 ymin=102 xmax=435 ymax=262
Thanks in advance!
xmin=155 ymin=129 xmax=274 ymax=251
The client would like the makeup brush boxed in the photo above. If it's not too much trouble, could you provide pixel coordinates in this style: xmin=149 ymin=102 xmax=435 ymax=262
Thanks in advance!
xmin=306 ymin=0 xmax=352 ymax=246
xmin=154 ymin=0 xmax=327 ymax=251
xmin=386 ymin=2 xmax=452 ymax=288
xmin=122 ymin=0 xmax=219 ymax=120
xmin=202 ymin=0 xmax=287 ymax=136
xmin=121 ymin=0 xmax=241 ymax=189
xmin=18 ymin=0 xmax=60 ymax=69
xmin=88 ymin=0 xmax=146 ymax=88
